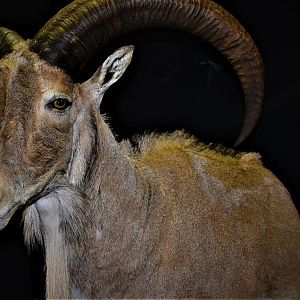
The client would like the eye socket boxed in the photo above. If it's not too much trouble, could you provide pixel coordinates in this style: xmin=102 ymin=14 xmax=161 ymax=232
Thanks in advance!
xmin=47 ymin=97 xmax=72 ymax=111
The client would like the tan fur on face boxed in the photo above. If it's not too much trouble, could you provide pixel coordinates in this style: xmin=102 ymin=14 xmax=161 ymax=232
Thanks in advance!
xmin=0 ymin=45 xmax=85 ymax=299
xmin=0 ymin=46 xmax=75 ymax=194
xmin=0 ymin=44 xmax=299 ymax=299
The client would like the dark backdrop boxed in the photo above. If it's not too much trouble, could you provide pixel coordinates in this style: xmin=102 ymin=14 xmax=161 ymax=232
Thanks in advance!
xmin=0 ymin=1 xmax=299 ymax=299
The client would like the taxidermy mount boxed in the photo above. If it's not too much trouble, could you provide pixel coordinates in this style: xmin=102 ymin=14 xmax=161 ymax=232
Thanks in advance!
xmin=0 ymin=0 xmax=299 ymax=298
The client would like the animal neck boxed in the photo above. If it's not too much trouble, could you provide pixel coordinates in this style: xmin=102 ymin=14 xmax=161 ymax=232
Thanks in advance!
xmin=67 ymin=109 xmax=138 ymax=194
xmin=80 ymin=118 xmax=147 ymax=234
xmin=66 ymin=109 xmax=143 ymax=229
xmin=86 ymin=119 xmax=138 ymax=200
xmin=64 ymin=113 xmax=158 ymax=295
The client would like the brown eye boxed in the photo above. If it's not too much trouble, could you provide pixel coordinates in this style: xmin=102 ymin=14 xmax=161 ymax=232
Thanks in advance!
xmin=48 ymin=98 xmax=72 ymax=111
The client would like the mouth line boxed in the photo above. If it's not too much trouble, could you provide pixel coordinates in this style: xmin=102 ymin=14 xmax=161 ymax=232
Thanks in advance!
xmin=24 ymin=170 xmax=68 ymax=208
xmin=0 ymin=170 xmax=67 ymax=231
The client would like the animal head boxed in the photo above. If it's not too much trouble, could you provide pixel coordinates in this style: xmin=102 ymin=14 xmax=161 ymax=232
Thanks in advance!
xmin=0 ymin=43 xmax=134 ymax=230
xmin=0 ymin=0 xmax=264 ymax=230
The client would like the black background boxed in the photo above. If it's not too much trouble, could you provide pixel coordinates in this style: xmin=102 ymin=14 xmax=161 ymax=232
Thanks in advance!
xmin=0 ymin=0 xmax=299 ymax=299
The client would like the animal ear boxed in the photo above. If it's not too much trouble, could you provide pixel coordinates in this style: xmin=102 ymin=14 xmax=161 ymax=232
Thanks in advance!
xmin=89 ymin=45 xmax=134 ymax=92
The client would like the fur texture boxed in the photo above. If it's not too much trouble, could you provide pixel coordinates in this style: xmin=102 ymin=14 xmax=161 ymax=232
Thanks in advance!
xmin=0 ymin=45 xmax=299 ymax=299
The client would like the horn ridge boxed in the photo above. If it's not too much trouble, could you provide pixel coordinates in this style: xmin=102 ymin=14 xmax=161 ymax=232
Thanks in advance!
xmin=30 ymin=0 xmax=264 ymax=145
xmin=0 ymin=27 xmax=25 ymax=58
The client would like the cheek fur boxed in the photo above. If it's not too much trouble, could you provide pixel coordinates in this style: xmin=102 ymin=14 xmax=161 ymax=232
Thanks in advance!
xmin=26 ymin=123 xmax=73 ymax=177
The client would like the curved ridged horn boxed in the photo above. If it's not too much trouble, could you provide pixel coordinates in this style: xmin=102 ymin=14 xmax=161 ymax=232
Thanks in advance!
xmin=30 ymin=0 xmax=264 ymax=145
xmin=0 ymin=27 xmax=25 ymax=58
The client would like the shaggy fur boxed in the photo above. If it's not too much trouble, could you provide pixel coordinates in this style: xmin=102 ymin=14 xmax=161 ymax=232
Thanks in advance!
xmin=0 ymin=44 xmax=299 ymax=299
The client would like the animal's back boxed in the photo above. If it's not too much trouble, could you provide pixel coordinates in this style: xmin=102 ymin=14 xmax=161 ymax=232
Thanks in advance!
xmin=127 ymin=131 xmax=300 ymax=297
